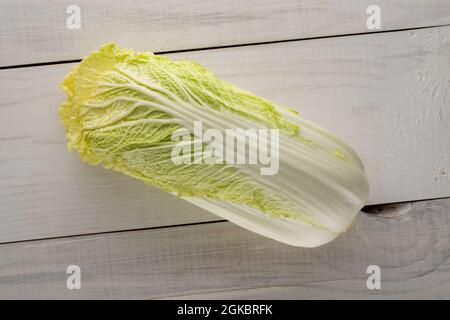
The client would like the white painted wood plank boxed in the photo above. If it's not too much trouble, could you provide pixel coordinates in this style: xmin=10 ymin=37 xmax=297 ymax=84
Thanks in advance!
xmin=1 ymin=0 xmax=450 ymax=67
xmin=0 ymin=199 xmax=448 ymax=299
xmin=1 ymin=26 xmax=449 ymax=243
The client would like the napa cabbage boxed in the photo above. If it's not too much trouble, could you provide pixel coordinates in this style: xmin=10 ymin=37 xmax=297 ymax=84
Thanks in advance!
xmin=60 ymin=43 xmax=369 ymax=247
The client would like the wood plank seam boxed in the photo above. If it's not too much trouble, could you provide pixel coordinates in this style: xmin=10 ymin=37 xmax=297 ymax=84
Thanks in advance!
xmin=2 ymin=0 xmax=450 ymax=67
xmin=0 ymin=198 xmax=448 ymax=299
xmin=0 ymin=197 xmax=446 ymax=247
xmin=1 ymin=23 xmax=450 ymax=70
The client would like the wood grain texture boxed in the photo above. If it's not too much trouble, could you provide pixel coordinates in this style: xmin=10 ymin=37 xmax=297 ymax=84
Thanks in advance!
xmin=1 ymin=26 xmax=450 ymax=244
xmin=1 ymin=0 xmax=450 ymax=67
xmin=0 ymin=198 xmax=448 ymax=299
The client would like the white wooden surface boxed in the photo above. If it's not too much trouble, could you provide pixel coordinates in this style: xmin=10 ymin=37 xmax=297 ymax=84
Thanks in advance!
xmin=1 ymin=0 xmax=450 ymax=67
xmin=1 ymin=26 xmax=449 ymax=244
xmin=0 ymin=199 xmax=448 ymax=299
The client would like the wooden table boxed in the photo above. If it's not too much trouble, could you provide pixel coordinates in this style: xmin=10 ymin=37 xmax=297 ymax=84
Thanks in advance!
xmin=0 ymin=0 xmax=449 ymax=299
